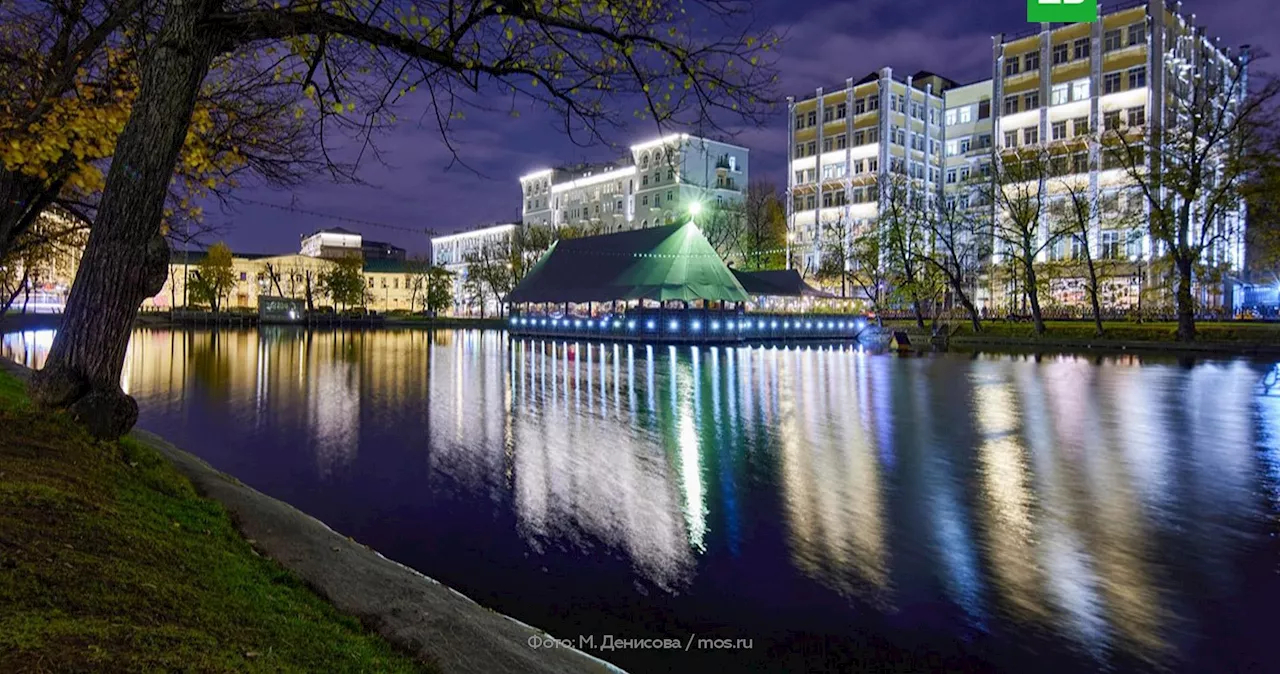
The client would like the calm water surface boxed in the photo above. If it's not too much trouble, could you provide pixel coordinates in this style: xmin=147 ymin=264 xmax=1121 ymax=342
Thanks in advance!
xmin=4 ymin=328 xmax=1280 ymax=673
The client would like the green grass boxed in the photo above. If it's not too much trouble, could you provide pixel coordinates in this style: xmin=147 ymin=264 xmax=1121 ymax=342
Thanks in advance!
xmin=0 ymin=370 xmax=429 ymax=673
xmin=950 ymin=320 xmax=1280 ymax=345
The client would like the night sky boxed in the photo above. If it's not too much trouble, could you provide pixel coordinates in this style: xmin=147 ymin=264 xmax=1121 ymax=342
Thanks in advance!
xmin=206 ymin=0 xmax=1279 ymax=256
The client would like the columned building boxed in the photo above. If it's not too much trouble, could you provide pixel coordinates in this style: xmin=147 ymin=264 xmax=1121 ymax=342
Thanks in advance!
xmin=428 ymin=223 xmax=518 ymax=316
xmin=784 ymin=0 xmax=1249 ymax=313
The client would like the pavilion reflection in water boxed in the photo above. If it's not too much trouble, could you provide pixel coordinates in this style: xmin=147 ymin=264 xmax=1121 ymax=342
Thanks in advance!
xmin=2 ymin=328 xmax=1273 ymax=669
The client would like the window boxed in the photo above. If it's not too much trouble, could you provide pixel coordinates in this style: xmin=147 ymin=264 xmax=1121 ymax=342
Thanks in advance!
xmin=889 ymin=93 xmax=900 ymax=112
xmin=959 ymin=138 xmax=972 ymax=154
xmin=1073 ymin=153 xmax=1089 ymax=174
xmin=642 ymin=195 xmax=649 ymax=206
xmin=794 ymin=170 xmax=805 ymax=184
xmin=1073 ymin=117 xmax=1089 ymax=137
xmin=666 ymin=190 xmax=674 ymax=202
xmin=945 ymin=109 xmax=957 ymax=126
xmin=823 ymin=107 xmax=833 ymax=123
xmin=794 ymin=143 xmax=804 ymax=159
xmin=835 ymin=134 xmax=847 ymax=150
xmin=239 ymin=272 xmax=247 ymax=281
xmin=368 ymin=277 xmax=374 ymax=288
xmin=1072 ymin=80 xmax=1090 ymax=101
xmin=911 ymin=102 xmax=924 ymax=120
xmin=855 ymin=97 xmax=866 ymax=115
xmin=1052 ymin=83 xmax=1069 ymax=106
xmin=894 ymin=127 xmax=906 ymax=146
xmin=1053 ymin=43 xmax=1069 ymax=65
xmin=1052 ymin=120 xmax=1067 ymax=141
xmin=1005 ymin=58 xmax=1021 ymax=77
xmin=1024 ymin=92 xmax=1039 ymax=110
xmin=853 ymin=130 xmax=865 ymax=145
xmin=822 ymin=136 xmax=833 ymax=152
xmin=1104 ymin=30 xmax=1123 ymax=52
xmin=1127 ymin=23 xmax=1145 ymax=47
xmin=806 ymin=141 xmax=816 ymax=156
xmin=1073 ymin=38 xmax=1090 ymax=61
xmin=1025 ymin=52 xmax=1040 ymax=72
xmin=667 ymin=168 xmax=674 ymax=180
xmin=806 ymin=111 xmax=816 ymax=126
xmin=822 ymin=192 xmax=833 ymax=208
xmin=854 ymin=159 xmax=865 ymax=174
xmin=1004 ymin=95 xmax=1019 ymax=115
xmin=1104 ymin=110 xmax=1122 ymax=130
xmin=946 ymin=168 xmax=957 ymax=184
xmin=1104 ymin=72 xmax=1122 ymax=94
xmin=1004 ymin=130 xmax=1019 ymax=148
xmin=976 ymin=100 xmax=989 ymax=120
xmin=1127 ymin=106 xmax=1146 ymax=127
xmin=836 ymin=102 xmax=847 ymax=119
xmin=1128 ymin=66 xmax=1147 ymax=89
xmin=1101 ymin=230 xmax=1122 ymax=259
xmin=911 ymin=134 xmax=925 ymax=152
xmin=867 ymin=157 xmax=878 ymax=173
xmin=867 ymin=95 xmax=880 ymax=111
xmin=867 ymin=128 xmax=879 ymax=144
xmin=642 ymin=175 xmax=649 ymax=186
xmin=959 ymin=166 xmax=971 ymax=181
xmin=1051 ymin=155 xmax=1068 ymax=176
xmin=1024 ymin=127 xmax=1039 ymax=145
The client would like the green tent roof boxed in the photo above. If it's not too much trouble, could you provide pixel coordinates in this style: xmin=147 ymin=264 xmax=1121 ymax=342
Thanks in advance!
xmin=731 ymin=269 xmax=835 ymax=298
xmin=507 ymin=223 xmax=750 ymax=304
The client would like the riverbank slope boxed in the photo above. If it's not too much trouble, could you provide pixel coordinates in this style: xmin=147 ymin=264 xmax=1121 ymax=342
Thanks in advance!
xmin=0 ymin=362 xmax=619 ymax=674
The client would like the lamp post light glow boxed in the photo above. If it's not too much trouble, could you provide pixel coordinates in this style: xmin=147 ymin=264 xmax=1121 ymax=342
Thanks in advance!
xmin=688 ymin=201 xmax=703 ymax=219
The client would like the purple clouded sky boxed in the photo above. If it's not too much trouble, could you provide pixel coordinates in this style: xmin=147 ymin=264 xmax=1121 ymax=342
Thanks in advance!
xmin=206 ymin=0 xmax=1279 ymax=256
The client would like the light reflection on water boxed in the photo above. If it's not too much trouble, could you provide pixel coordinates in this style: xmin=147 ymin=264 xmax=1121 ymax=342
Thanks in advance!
xmin=3 ymin=327 xmax=1279 ymax=673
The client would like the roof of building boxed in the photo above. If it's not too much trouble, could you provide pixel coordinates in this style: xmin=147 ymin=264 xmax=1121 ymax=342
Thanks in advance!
xmin=361 ymin=239 xmax=405 ymax=252
xmin=731 ymin=269 xmax=834 ymax=298
xmin=361 ymin=258 xmax=416 ymax=274
xmin=169 ymin=249 xmax=275 ymax=264
xmin=507 ymin=223 xmax=749 ymax=304
xmin=304 ymin=226 xmax=360 ymax=238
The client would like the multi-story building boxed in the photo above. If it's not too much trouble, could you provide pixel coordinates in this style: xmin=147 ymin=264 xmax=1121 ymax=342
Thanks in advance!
xmin=429 ymin=223 xmax=517 ymax=316
xmin=785 ymin=0 xmax=1250 ymax=312
xmin=787 ymin=70 xmax=953 ymax=275
xmin=520 ymin=133 xmax=749 ymax=233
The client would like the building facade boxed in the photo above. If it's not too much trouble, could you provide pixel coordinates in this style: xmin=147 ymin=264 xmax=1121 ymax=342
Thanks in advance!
xmin=429 ymin=223 xmax=517 ymax=317
xmin=520 ymin=133 xmax=750 ymax=233
xmin=145 ymin=230 xmax=423 ymax=313
xmin=785 ymin=0 xmax=1249 ymax=312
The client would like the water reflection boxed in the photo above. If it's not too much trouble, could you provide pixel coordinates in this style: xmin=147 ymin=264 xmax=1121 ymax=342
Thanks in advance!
xmin=3 ymin=328 xmax=1278 ymax=673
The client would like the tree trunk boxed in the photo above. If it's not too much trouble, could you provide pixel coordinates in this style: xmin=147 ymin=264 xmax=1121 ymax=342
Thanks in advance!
xmin=2 ymin=268 xmax=29 ymax=316
xmin=1024 ymin=261 xmax=1046 ymax=335
xmin=911 ymin=295 xmax=925 ymax=329
xmin=29 ymin=0 xmax=218 ymax=439
xmin=1084 ymin=257 xmax=1104 ymax=337
xmin=0 ymin=170 xmax=62 ymax=261
xmin=1175 ymin=255 xmax=1196 ymax=342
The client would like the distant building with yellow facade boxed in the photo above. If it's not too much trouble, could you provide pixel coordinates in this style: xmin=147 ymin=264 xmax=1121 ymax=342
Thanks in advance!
xmin=143 ymin=228 xmax=424 ymax=313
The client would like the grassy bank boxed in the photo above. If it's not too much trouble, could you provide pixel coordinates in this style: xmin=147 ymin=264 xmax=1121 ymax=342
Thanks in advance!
xmin=0 ymin=370 xmax=428 ymax=673
xmin=949 ymin=320 xmax=1280 ymax=345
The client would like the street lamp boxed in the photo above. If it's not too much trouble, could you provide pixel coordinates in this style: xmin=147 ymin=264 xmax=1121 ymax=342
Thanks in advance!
xmin=687 ymin=200 xmax=703 ymax=223
xmin=1130 ymin=251 xmax=1145 ymax=323
xmin=786 ymin=231 xmax=796 ymax=271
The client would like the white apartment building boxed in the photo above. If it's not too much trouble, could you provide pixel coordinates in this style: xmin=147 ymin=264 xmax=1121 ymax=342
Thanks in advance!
xmin=519 ymin=133 xmax=750 ymax=233
xmin=787 ymin=70 xmax=954 ymax=275
xmin=429 ymin=223 xmax=517 ymax=316
xmin=786 ymin=0 xmax=1250 ymax=311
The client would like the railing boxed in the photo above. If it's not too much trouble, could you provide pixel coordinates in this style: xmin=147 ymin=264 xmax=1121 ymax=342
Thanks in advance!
xmin=508 ymin=309 xmax=871 ymax=343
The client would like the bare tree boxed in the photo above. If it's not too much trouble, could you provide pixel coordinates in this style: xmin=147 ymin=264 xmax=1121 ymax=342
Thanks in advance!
xmin=737 ymin=181 xmax=787 ymax=271
xmin=918 ymin=194 xmax=988 ymax=333
xmin=1106 ymin=47 xmax=1278 ymax=340
xmin=879 ymin=176 xmax=931 ymax=328
xmin=983 ymin=146 xmax=1059 ymax=334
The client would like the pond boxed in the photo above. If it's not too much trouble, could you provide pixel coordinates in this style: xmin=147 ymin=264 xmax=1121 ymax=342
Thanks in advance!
xmin=4 ymin=328 xmax=1279 ymax=673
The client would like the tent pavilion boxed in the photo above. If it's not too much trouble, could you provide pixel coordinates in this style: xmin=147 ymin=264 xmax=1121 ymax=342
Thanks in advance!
xmin=507 ymin=223 xmax=866 ymax=343
xmin=506 ymin=222 xmax=750 ymax=309
xmin=730 ymin=269 xmax=833 ymax=299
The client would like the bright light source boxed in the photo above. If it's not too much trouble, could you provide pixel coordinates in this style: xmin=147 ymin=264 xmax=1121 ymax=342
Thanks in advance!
xmin=669 ymin=321 xmax=680 ymax=331
xmin=688 ymin=201 xmax=703 ymax=216
xmin=629 ymin=321 xmax=638 ymax=330
xmin=614 ymin=321 xmax=622 ymax=329
xmin=646 ymin=320 xmax=656 ymax=330
xmin=692 ymin=321 xmax=702 ymax=331
xmin=771 ymin=321 xmax=778 ymax=329
xmin=574 ymin=320 xmax=582 ymax=328
xmin=711 ymin=321 xmax=720 ymax=331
